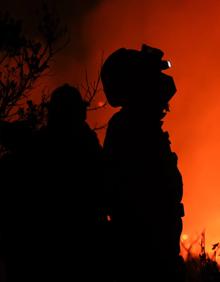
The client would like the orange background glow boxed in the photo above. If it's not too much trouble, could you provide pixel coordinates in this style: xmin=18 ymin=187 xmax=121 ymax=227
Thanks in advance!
xmin=38 ymin=0 xmax=220 ymax=252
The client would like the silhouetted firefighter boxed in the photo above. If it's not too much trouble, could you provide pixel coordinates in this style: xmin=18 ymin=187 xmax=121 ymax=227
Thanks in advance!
xmin=101 ymin=44 xmax=185 ymax=281
xmin=0 ymin=84 xmax=103 ymax=281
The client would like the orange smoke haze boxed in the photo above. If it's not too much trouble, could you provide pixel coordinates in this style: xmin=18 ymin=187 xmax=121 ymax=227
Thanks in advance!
xmin=27 ymin=0 xmax=220 ymax=251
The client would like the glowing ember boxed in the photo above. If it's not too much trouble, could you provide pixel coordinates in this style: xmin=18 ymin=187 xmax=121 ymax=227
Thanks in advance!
xmin=181 ymin=234 xmax=189 ymax=241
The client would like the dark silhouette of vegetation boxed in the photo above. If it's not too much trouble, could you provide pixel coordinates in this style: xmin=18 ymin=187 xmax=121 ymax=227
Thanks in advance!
xmin=0 ymin=3 xmax=69 ymax=157
xmin=182 ymin=231 xmax=220 ymax=282
xmin=0 ymin=3 xmax=68 ymax=121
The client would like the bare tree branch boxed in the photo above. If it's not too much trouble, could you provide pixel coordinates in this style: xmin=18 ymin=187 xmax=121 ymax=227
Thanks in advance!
xmin=0 ymin=5 xmax=67 ymax=122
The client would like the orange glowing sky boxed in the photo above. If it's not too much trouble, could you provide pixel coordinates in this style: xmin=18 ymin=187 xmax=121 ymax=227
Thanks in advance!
xmin=12 ymin=0 xmax=220 ymax=250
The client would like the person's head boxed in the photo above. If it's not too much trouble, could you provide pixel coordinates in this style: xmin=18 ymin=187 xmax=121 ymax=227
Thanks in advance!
xmin=48 ymin=84 xmax=88 ymax=129
xmin=101 ymin=44 xmax=176 ymax=111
